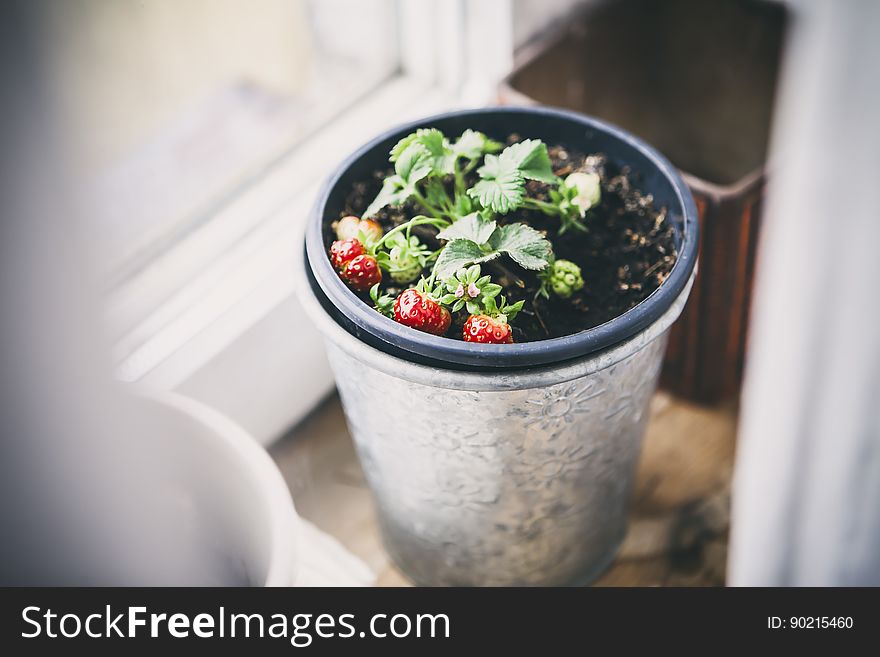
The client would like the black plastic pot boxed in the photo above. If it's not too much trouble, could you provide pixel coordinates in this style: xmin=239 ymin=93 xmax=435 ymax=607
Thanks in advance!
xmin=304 ymin=106 xmax=698 ymax=370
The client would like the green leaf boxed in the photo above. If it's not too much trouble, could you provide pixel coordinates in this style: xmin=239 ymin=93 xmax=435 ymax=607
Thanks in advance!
xmin=395 ymin=143 xmax=432 ymax=184
xmin=436 ymin=213 xmax=497 ymax=245
xmin=363 ymin=177 xmax=407 ymax=217
xmin=452 ymin=299 xmax=465 ymax=312
xmin=418 ymin=129 xmax=455 ymax=174
xmin=424 ymin=178 xmax=451 ymax=209
xmin=365 ymin=144 xmax=433 ymax=217
xmin=390 ymin=128 xmax=453 ymax=175
xmin=452 ymin=129 xmax=502 ymax=160
xmin=501 ymin=298 xmax=525 ymax=321
xmin=433 ymin=239 xmax=486 ymax=280
xmin=481 ymin=283 xmax=502 ymax=298
xmin=466 ymin=301 xmax=481 ymax=315
xmin=454 ymin=193 xmax=474 ymax=216
xmin=390 ymin=133 xmax=419 ymax=162
xmin=490 ymin=223 xmax=553 ymax=270
xmin=467 ymin=140 xmax=556 ymax=215
xmin=369 ymin=283 xmax=395 ymax=318
xmin=498 ymin=139 xmax=557 ymax=183
xmin=468 ymin=162 xmax=524 ymax=215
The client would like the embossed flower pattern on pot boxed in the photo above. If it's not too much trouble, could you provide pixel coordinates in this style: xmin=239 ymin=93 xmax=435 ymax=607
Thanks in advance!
xmin=522 ymin=380 xmax=605 ymax=432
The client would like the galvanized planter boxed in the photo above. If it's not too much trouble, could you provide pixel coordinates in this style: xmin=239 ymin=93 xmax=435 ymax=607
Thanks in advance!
xmin=301 ymin=107 xmax=699 ymax=585
xmin=298 ymin=254 xmax=693 ymax=585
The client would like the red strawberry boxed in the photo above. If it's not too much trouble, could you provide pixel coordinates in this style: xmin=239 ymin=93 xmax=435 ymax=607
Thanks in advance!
xmin=329 ymin=238 xmax=365 ymax=270
xmin=463 ymin=314 xmax=513 ymax=344
xmin=340 ymin=254 xmax=381 ymax=291
xmin=393 ymin=289 xmax=451 ymax=336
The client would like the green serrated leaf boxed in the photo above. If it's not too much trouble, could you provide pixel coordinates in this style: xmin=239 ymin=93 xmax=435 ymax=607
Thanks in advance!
xmin=452 ymin=129 xmax=502 ymax=160
xmin=468 ymin=166 xmax=525 ymax=215
xmin=490 ymin=223 xmax=553 ymax=270
xmin=433 ymin=239 xmax=486 ymax=280
xmin=498 ymin=139 xmax=557 ymax=183
xmin=390 ymin=133 xmax=419 ymax=162
xmin=419 ymin=130 xmax=454 ymax=174
xmin=466 ymin=300 xmax=481 ymax=315
xmin=436 ymin=213 xmax=497 ymax=245
xmin=391 ymin=128 xmax=452 ymax=175
xmin=395 ymin=143 xmax=432 ymax=183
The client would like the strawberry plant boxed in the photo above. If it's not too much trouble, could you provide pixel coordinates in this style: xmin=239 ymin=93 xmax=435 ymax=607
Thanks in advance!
xmin=326 ymin=125 xmax=676 ymax=344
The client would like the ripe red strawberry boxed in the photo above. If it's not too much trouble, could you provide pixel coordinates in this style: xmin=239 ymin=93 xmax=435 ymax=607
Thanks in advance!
xmin=393 ymin=289 xmax=451 ymax=336
xmin=340 ymin=254 xmax=381 ymax=291
xmin=463 ymin=314 xmax=513 ymax=344
xmin=329 ymin=238 xmax=365 ymax=270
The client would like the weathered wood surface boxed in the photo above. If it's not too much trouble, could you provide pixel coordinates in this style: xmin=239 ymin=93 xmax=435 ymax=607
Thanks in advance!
xmin=272 ymin=391 xmax=736 ymax=586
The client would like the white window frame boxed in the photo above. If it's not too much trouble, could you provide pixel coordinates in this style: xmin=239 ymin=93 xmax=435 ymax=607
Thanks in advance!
xmin=110 ymin=0 xmax=516 ymax=444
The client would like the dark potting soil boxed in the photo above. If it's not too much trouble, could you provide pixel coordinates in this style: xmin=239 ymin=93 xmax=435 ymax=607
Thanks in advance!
xmin=329 ymin=138 xmax=678 ymax=343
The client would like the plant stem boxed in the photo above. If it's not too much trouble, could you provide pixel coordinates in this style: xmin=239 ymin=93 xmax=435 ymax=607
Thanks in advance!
xmin=372 ymin=216 xmax=449 ymax=252
xmin=522 ymin=197 xmax=562 ymax=216
xmin=453 ymin=159 xmax=466 ymax=196
xmin=410 ymin=189 xmax=446 ymax=219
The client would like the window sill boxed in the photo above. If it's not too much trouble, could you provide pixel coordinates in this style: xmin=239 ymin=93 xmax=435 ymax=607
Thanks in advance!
xmin=111 ymin=75 xmax=462 ymax=444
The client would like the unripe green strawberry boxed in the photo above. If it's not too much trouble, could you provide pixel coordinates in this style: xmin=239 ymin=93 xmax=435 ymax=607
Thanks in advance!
xmin=548 ymin=259 xmax=584 ymax=299
xmin=382 ymin=233 xmax=428 ymax=284
xmin=388 ymin=247 xmax=422 ymax=284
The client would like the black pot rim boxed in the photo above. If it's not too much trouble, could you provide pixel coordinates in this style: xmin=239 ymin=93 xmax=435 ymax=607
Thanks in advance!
xmin=305 ymin=106 xmax=699 ymax=369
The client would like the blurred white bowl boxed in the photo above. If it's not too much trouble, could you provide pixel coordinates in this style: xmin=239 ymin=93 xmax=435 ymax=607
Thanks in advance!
xmin=135 ymin=391 xmax=299 ymax=586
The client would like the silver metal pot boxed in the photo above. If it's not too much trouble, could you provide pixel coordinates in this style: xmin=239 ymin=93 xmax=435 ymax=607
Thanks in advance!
xmin=301 ymin=108 xmax=699 ymax=585
xmin=297 ymin=249 xmax=694 ymax=586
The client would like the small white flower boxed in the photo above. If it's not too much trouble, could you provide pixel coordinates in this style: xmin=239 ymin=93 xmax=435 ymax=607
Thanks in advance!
xmin=467 ymin=282 xmax=480 ymax=298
